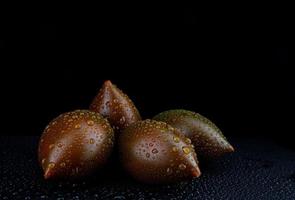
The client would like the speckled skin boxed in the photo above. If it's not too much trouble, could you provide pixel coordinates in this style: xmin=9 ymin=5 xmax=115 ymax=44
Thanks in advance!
xmin=153 ymin=109 xmax=234 ymax=158
xmin=119 ymin=119 xmax=201 ymax=184
xmin=90 ymin=80 xmax=141 ymax=133
xmin=38 ymin=110 xmax=114 ymax=180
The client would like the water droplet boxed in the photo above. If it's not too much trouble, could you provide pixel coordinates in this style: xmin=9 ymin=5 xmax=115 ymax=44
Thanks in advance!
xmin=166 ymin=168 xmax=173 ymax=175
xmin=48 ymin=162 xmax=55 ymax=169
xmin=149 ymin=143 xmax=154 ymax=147
xmin=119 ymin=116 xmax=126 ymax=124
xmin=152 ymin=148 xmax=158 ymax=154
xmin=179 ymin=163 xmax=186 ymax=170
xmin=87 ymin=120 xmax=94 ymax=126
xmin=108 ymin=138 xmax=113 ymax=145
xmin=173 ymin=136 xmax=180 ymax=143
xmin=74 ymin=124 xmax=81 ymax=129
xmin=146 ymin=153 xmax=150 ymax=158
xmin=168 ymin=126 xmax=174 ymax=131
xmin=182 ymin=146 xmax=191 ymax=154
xmin=60 ymin=162 xmax=66 ymax=167
xmin=57 ymin=143 xmax=63 ymax=148
xmin=89 ymin=138 xmax=95 ymax=144
xmin=114 ymin=195 xmax=126 ymax=200
xmin=49 ymin=144 xmax=55 ymax=149
xmin=172 ymin=147 xmax=178 ymax=152
xmin=185 ymin=138 xmax=192 ymax=144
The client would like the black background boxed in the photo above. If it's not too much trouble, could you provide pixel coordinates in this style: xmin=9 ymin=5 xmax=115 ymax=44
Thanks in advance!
xmin=1 ymin=5 xmax=290 ymax=144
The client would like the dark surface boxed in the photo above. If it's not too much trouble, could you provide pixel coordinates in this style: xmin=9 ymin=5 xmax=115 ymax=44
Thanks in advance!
xmin=1 ymin=136 xmax=295 ymax=200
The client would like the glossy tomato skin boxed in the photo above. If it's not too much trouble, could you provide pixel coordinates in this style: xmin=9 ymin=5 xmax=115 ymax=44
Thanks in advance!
xmin=119 ymin=119 xmax=201 ymax=184
xmin=38 ymin=110 xmax=114 ymax=180
xmin=154 ymin=109 xmax=234 ymax=158
xmin=90 ymin=80 xmax=141 ymax=133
